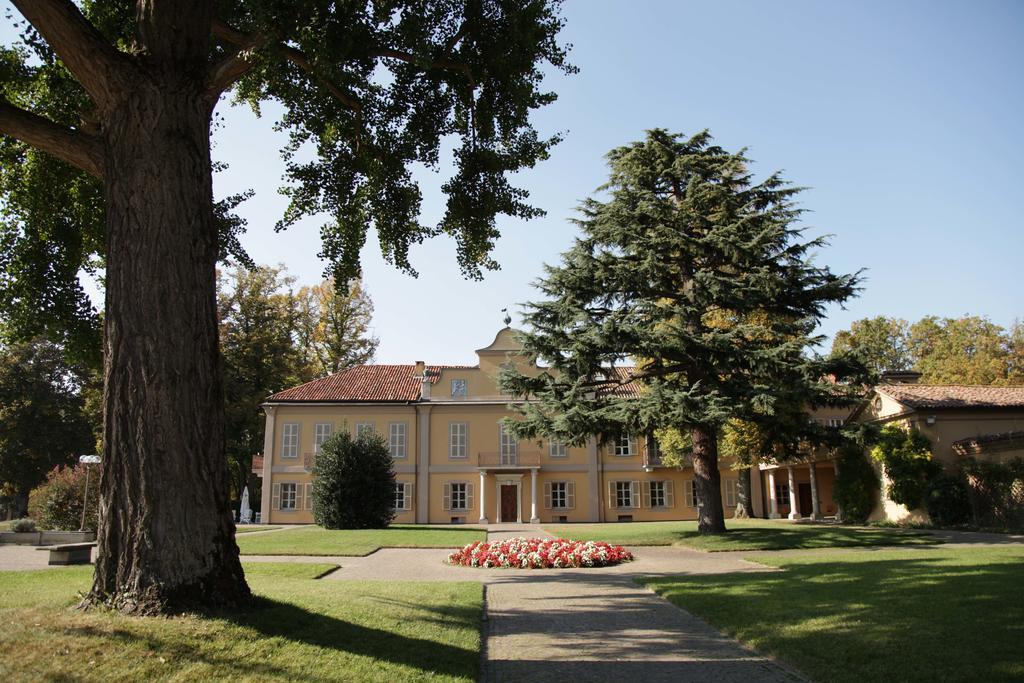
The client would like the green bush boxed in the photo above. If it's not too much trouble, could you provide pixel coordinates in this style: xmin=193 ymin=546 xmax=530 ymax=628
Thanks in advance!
xmin=924 ymin=473 xmax=971 ymax=527
xmin=11 ymin=518 xmax=36 ymax=532
xmin=870 ymin=425 xmax=941 ymax=510
xmin=27 ymin=464 xmax=100 ymax=531
xmin=962 ymin=457 xmax=1024 ymax=530
xmin=834 ymin=444 xmax=878 ymax=523
xmin=312 ymin=430 xmax=395 ymax=529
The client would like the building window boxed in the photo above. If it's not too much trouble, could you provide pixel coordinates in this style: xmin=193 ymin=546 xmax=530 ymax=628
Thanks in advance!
xmin=551 ymin=482 xmax=567 ymax=509
xmin=499 ymin=423 xmax=518 ymax=464
xmin=355 ymin=422 xmax=375 ymax=440
xmin=615 ymin=481 xmax=633 ymax=508
xmin=450 ymin=482 xmax=468 ymax=510
xmin=684 ymin=480 xmax=696 ymax=508
xmin=775 ymin=482 xmax=790 ymax=507
xmin=451 ymin=379 xmax=468 ymax=397
xmin=280 ymin=483 xmax=297 ymax=510
xmin=650 ymin=481 xmax=666 ymax=508
xmin=612 ymin=434 xmax=633 ymax=456
xmin=281 ymin=423 xmax=300 ymax=458
xmin=389 ymin=422 xmax=407 ymax=458
xmin=723 ymin=478 xmax=738 ymax=508
xmin=314 ymin=423 xmax=333 ymax=454
xmin=549 ymin=438 xmax=567 ymax=458
xmin=827 ymin=418 xmax=843 ymax=428
xmin=393 ymin=482 xmax=413 ymax=511
xmin=449 ymin=422 xmax=468 ymax=458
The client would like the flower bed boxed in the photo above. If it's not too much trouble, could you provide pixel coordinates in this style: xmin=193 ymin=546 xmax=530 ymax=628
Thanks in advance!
xmin=446 ymin=537 xmax=634 ymax=569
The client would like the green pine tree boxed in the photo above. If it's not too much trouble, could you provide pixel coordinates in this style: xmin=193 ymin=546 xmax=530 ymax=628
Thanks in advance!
xmin=501 ymin=129 xmax=870 ymax=533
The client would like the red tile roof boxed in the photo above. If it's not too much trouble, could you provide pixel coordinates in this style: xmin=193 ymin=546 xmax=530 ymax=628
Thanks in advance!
xmin=878 ymin=384 xmax=1024 ymax=410
xmin=251 ymin=455 xmax=264 ymax=475
xmin=265 ymin=365 xmax=474 ymax=403
xmin=605 ymin=366 xmax=642 ymax=397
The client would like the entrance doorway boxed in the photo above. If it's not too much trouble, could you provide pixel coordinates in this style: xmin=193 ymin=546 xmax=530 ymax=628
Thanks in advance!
xmin=798 ymin=483 xmax=813 ymax=517
xmin=500 ymin=484 xmax=517 ymax=522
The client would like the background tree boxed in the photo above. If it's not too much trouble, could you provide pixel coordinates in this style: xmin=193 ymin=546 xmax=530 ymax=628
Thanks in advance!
xmin=830 ymin=316 xmax=911 ymax=374
xmin=501 ymin=129 xmax=869 ymax=534
xmin=294 ymin=278 xmax=379 ymax=379
xmin=831 ymin=314 xmax=1023 ymax=385
xmin=218 ymin=264 xmax=306 ymax=510
xmin=908 ymin=316 xmax=1010 ymax=385
xmin=0 ymin=1 xmax=571 ymax=613
xmin=0 ymin=338 xmax=94 ymax=515
xmin=311 ymin=431 xmax=396 ymax=530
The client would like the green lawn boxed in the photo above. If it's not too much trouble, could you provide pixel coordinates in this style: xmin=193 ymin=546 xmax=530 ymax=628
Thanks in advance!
xmin=234 ymin=525 xmax=282 ymax=534
xmin=642 ymin=546 xmax=1024 ymax=682
xmin=0 ymin=562 xmax=482 ymax=681
xmin=544 ymin=519 xmax=938 ymax=551
xmin=236 ymin=524 xmax=486 ymax=556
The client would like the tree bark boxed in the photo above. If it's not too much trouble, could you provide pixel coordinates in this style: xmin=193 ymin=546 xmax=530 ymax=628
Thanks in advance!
xmin=83 ymin=65 xmax=249 ymax=614
xmin=735 ymin=466 xmax=755 ymax=518
xmin=691 ymin=426 xmax=726 ymax=534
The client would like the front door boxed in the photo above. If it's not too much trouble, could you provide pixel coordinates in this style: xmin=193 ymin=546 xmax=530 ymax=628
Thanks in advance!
xmin=500 ymin=484 xmax=517 ymax=522
xmin=798 ymin=483 xmax=813 ymax=517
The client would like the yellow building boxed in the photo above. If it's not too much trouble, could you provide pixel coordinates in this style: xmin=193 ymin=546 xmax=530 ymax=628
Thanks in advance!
xmin=257 ymin=328 xmax=758 ymax=525
xmin=850 ymin=377 xmax=1024 ymax=522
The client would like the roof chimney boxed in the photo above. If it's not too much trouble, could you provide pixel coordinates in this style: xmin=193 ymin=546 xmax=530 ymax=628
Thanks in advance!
xmin=881 ymin=370 xmax=922 ymax=385
xmin=414 ymin=361 xmax=431 ymax=400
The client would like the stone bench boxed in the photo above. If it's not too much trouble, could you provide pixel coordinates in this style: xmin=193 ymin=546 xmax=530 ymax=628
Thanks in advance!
xmin=36 ymin=542 xmax=96 ymax=565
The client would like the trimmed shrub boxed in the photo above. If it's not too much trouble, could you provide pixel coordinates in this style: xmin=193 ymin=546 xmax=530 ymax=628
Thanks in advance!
xmin=27 ymin=464 xmax=100 ymax=531
xmin=871 ymin=425 xmax=941 ymax=510
xmin=11 ymin=518 xmax=36 ymax=533
xmin=834 ymin=444 xmax=878 ymax=523
xmin=312 ymin=430 xmax=396 ymax=529
xmin=924 ymin=473 xmax=971 ymax=527
xmin=962 ymin=457 xmax=1024 ymax=530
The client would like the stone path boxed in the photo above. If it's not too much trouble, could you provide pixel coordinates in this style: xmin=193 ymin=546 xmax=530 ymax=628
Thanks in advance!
xmin=476 ymin=526 xmax=797 ymax=682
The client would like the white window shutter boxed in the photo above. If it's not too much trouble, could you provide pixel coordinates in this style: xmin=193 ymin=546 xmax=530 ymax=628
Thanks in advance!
xmin=466 ymin=483 xmax=474 ymax=511
xmin=543 ymin=482 xmax=552 ymax=509
xmin=442 ymin=482 xmax=451 ymax=511
xmin=631 ymin=481 xmax=640 ymax=509
xmin=665 ymin=480 xmax=675 ymax=508
xmin=641 ymin=481 xmax=652 ymax=509
xmin=295 ymin=483 xmax=304 ymax=511
xmin=271 ymin=483 xmax=281 ymax=511
xmin=304 ymin=483 xmax=313 ymax=510
xmin=404 ymin=482 xmax=414 ymax=511
xmin=607 ymin=481 xmax=616 ymax=508
xmin=567 ymin=481 xmax=576 ymax=509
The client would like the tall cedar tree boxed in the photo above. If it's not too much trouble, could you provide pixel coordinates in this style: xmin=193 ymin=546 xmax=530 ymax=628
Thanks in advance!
xmin=500 ymin=130 xmax=869 ymax=533
xmin=0 ymin=1 xmax=572 ymax=614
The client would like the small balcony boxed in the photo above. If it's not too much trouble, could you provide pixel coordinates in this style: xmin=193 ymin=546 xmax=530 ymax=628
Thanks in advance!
xmin=477 ymin=452 xmax=542 ymax=469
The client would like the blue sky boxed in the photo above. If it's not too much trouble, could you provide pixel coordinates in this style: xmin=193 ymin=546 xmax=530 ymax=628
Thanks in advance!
xmin=5 ymin=1 xmax=1023 ymax=365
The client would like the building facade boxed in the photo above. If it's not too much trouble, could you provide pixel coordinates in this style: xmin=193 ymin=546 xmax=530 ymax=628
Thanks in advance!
xmin=257 ymin=328 xmax=776 ymax=525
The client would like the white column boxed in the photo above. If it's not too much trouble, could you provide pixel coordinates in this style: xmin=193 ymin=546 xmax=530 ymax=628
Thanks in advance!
xmin=478 ymin=470 xmax=489 ymax=524
xmin=809 ymin=462 xmax=822 ymax=520
xmin=787 ymin=465 xmax=800 ymax=520
xmin=767 ymin=470 xmax=779 ymax=519
xmin=259 ymin=406 xmax=276 ymax=524
xmin=530 ymin=468 xmax=540 ymax=523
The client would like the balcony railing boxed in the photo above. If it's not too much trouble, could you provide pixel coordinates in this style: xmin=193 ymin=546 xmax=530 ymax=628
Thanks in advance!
xmin=477 ymin=452 xmax=542 ymax=468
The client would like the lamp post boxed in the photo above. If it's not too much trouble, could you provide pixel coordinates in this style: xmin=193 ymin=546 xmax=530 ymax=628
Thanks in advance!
xmin=78 ymin=455 xmax=100 ymax=532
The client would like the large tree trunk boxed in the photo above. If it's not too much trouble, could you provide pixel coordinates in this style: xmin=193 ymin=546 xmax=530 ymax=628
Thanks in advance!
xmin=691 ymin=426 xmax=726 ymax=534
xmin=84 ymin=34 xmax=249 ymax=613
xmin=735 ymin=466 xmax=755 ymax=518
